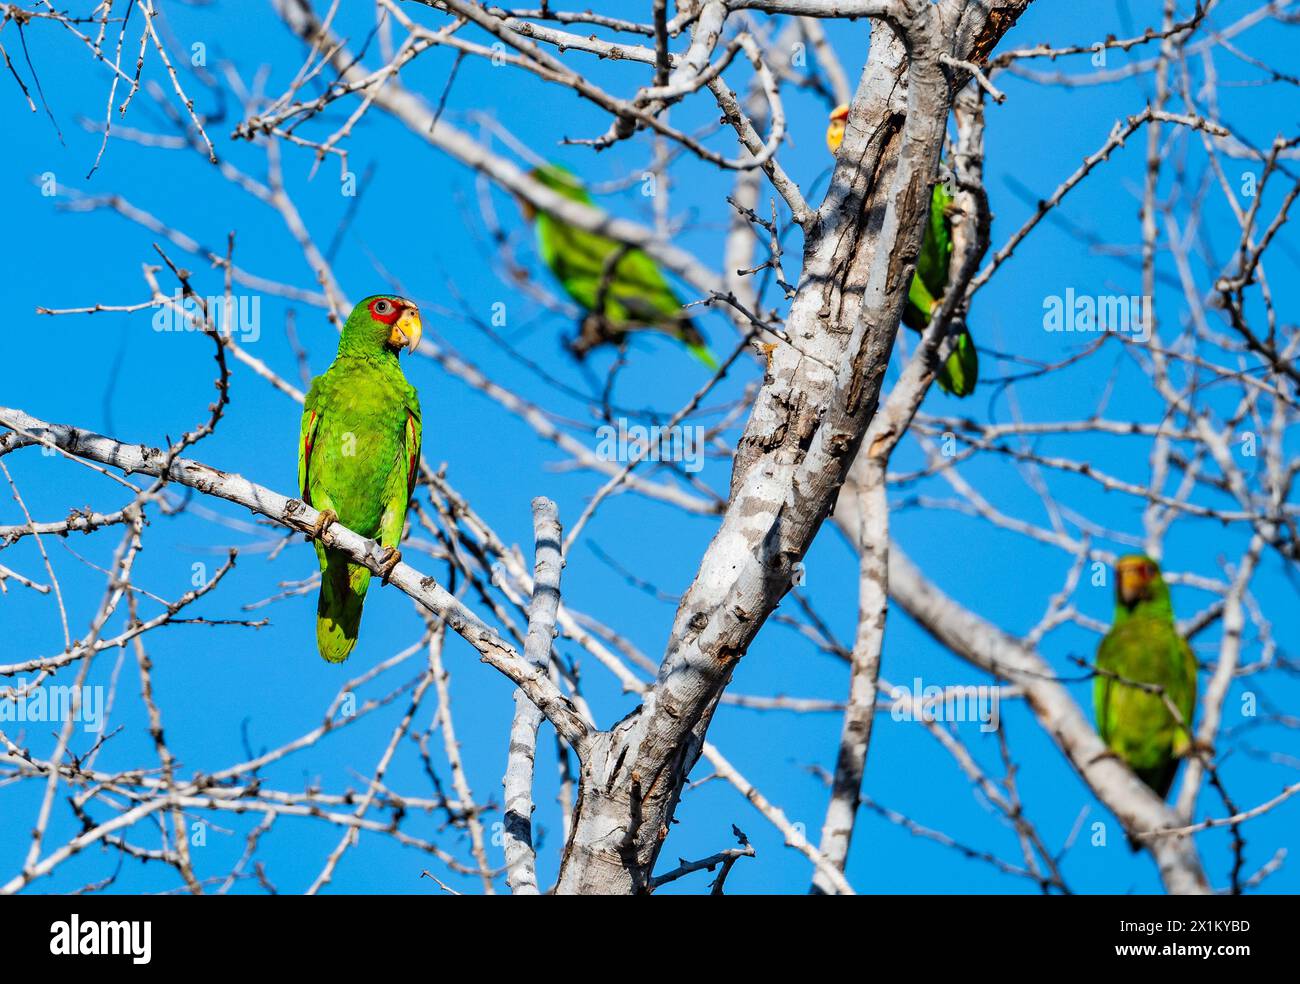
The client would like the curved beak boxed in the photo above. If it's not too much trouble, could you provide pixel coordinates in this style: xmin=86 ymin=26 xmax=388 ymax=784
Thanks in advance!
xmin=827 ymin=103 xmax=850 ymax=154
xmin=390 ymin=306 xmax=423 ymax=354
xmin=1117 ymin=566 xmax=1146 ymax=608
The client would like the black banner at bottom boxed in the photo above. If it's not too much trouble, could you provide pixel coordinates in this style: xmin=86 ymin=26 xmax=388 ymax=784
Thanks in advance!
xmin=0 ymin=893 xmax=1283 ymax=970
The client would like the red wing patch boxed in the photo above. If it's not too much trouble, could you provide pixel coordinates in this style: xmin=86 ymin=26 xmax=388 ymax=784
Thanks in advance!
xmin=406 ymin=411 xmax=420 ymax=500
xmin=301 ymin=409 xmax=317 ymax=506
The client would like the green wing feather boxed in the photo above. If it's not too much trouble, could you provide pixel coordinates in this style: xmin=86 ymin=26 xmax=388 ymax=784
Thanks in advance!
xmin=383 ymin=393 xmax=421 ymax=552
xmin=538 ymin=218 xmax=682 ymax=323
xmin=298 ymin=386 xmax=318 ymax=502
xmin=532 ymin=165 xmax=715 ymax=366
xmin=914 ymin=183 xmax=954 ymax=304
xmin=940 ymin=328 xmax=978 ymax=398
xmin=900 ymin=182 xmax=977 ymax=398
xmin=1095 ymin=616 xmax=1197 ymax=799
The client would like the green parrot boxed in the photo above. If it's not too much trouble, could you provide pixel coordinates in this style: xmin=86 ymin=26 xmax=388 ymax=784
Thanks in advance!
xmin=522 ymin=164 xmax=717 ymax=368
xmin=1094 ymin=555 xmax=1198 ymax=807
xmin=298 ymin=295 xmax=423 ymax=663
xmin=900 ymin=183 xmax=979 ymax=397
xmin=827 ymin=105 xmax=978 ymax=397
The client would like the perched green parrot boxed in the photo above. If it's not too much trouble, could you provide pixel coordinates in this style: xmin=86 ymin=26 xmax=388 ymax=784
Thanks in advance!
xmin=521 ymin=164 xmax=717 ymax=368
xmin=299 ymin=295 xmax=423 ymax=663
xmin=1094 ymin=555 xmax=1198 ymax=806
xmin=827 ymin=105 xmax=978 ymax=397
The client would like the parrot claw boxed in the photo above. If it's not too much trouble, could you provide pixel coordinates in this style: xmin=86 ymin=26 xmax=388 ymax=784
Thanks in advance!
xmin=309 ymin=508 xmax=338 ymax=541
xmin=378 ymin=546 xmax=402 ymax=584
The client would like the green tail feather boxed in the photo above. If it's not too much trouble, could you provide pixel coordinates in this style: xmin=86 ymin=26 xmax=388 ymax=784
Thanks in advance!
xmin=1137 ymin=759 xmax=1179 ymax=802
xmin=315 ymin=545 xmax=371 ymax=663
xmin=1126 ymin=761 xmax=1179 ymax=851
xmin=686 ymin=342 xmax=719 ymax=370
xmin=936 ymin=326 xmax=978 ymax=398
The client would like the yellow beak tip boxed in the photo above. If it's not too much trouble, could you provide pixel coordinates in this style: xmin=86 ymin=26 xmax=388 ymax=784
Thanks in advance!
xmin=393 ymin=310 xmax=423 ymax=354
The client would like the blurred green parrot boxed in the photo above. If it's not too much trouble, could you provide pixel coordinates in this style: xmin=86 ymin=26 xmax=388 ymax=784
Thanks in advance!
xmin=299 ymin=295 xmax=423 ymax=663
xmin=1094 ymin=555 xmax=1198 ymax=806
xmin=521 ymin=164 xmax=717 ymax=368
xmin=827 ymin=104 xmax=978 ymax=397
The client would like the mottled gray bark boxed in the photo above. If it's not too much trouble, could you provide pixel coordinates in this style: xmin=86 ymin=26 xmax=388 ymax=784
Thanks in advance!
xmin=554 ymin=0 xmax=1033 ymax=895
xmin=502 ymin=498 xmax=564 ymax=894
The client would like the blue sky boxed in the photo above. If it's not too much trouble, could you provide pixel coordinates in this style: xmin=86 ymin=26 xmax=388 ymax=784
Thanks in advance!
xmin=1 ymin=0 xmax=1296 ymax=894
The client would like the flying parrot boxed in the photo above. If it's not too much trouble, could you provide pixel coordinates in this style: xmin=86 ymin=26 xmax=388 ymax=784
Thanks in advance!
xmin=827 ymin=104 xmax=978 ymax=397
xmin=521 ymin=164 xmax=717 ymax=368
xmin=1094 ymin=555 xmax=1198 ymax=807
xmin=299 ymin=295 xmax=423 ymax=663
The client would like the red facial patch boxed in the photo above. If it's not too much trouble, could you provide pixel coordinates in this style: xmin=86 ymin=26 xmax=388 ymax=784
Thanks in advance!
xmin=368 ymin=297 xmax=403 ymax=325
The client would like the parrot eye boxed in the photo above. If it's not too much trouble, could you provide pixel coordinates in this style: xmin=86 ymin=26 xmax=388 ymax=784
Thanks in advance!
xmin=375 ymin=299 xmax=393 ymax=315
